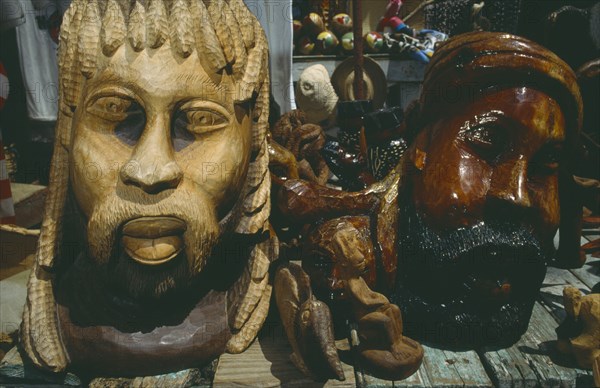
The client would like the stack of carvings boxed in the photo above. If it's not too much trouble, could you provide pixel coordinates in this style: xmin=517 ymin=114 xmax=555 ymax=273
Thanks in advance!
xmin=2 ymin=0 xmax=595 ymax=384
xmin=270 ymin=30 xmax=587 ymax=380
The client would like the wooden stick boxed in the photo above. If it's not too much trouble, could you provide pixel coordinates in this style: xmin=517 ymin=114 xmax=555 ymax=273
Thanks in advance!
xmin=404 ymin=0 xmax=435 ymax=23
xmin=352 ymin=0 xmax=364 ymax=100
xmin=0 ymin=224 xmax=41 ymax=236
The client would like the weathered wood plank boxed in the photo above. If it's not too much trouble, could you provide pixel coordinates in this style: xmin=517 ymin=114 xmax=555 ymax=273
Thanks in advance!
xmin=441 ymin=349 xmax=492 ymax=387
xmin=520 ymin=303 xmax=568 ymax=386
xmin=518 ymin=303 xmax=588 ymax=387
xmin=478 ymin=347 xmax=531 ymax=388
xmin=540 ymin=266 xmax=592 ymax=322
xmin=0 ymin=232 xmax=36 ymax=280
xmin=420 ymin=345 xmax=465 ymax=388
xmin=568 ymin=233 xmax=599 ymax=290
xmin=479 ymin=302 xmax=590 ymax=388
xmin=569 ymin=256 xmax=599 ymax=290
xmin=504 ymin=344 xmax=540 ymax=388
xmin=360 ymin=359 xmax=432 ymax=387
xmin=213 ymin=326 xmax=355 ymax=387
xmin=394 ymin=365 xmax=432 ymax=388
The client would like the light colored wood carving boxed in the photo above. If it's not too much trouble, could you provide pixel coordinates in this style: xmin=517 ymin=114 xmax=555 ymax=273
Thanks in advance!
xmin=21 ymin=0 xmax=274 ymax=376
xmin=79 ymin=0 xmax=100 ymax=78
xmin=146 ymin=0 xmax=168 ymax=49
xmin=62 ymin=0 xmax=85 ymax=109
xmin=207 ymin=2 xmax=236 ymax=65
xmin=101 ymin=0 xmax=126 ymax=56
xmin=190 ymin=0 xmax=227 ymax=72
xmin=226 ymin=284 xmax=272 ymax=353
xmin=169 ymin=0 xmax=194 ymax=58
xmin=557 ymin=287 xmax=600 ymax=368
xmin=127 ymin=1 xmax=145 ymax=52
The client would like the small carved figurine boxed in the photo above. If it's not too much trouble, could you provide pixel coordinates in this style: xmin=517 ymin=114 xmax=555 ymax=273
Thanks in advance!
xmin=20 ymin=0 xmax=276 ymax=378
xmin=294 ymin=64 xmax=339 ymax=126
xmin=274 ymin=263 xmax=345 ymax=380
xmin=363 ymin=107 xmax=407 ymax=181
xmin=556 ymin=287 xmax=600 ymax=369
xmin=271 ymin=110 xmax=330 ymax=185
xmin=275 ymin=165 xmax=424 ymax=380
xmin=322 ymin=100 xmax=374 ymax=191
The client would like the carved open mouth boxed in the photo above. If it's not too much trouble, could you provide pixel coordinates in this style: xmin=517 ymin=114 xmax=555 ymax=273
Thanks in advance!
xmin=121 ymin=216 xmax=187 ymax=266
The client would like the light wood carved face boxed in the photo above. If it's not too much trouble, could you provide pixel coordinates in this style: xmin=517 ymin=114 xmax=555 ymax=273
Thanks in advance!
xmin=70 ymin=43 xmax=252 ymax=296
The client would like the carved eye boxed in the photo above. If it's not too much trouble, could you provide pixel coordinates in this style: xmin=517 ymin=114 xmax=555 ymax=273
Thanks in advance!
xmin=182 ymin=109 xmax=229 ymax=134
xmin=461 ymin=124 xmax=508 ymax=164
xmin=87 ymin=95 xmax=145 ymax=146
xmin=530 ymin=143 xmax=563 ymax=176
xmin=88 ymin=96 xmax=136 ymax=121
xmin=301 ymin=81 xmax=313 ymax=92
xmin=172 ymin=106 xmax=230 ymax=151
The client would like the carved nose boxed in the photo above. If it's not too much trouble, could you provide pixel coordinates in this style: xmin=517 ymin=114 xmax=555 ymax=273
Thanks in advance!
xmin=120 ymin=158 xmax=182 ymax=194
xmin=487 ymin=158 xmax=531 ymax=209
xmin=120 ymin=115 xmax=183 ymax=194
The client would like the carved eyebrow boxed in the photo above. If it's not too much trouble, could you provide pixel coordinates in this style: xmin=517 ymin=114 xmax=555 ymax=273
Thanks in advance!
xmin=475 ymin=110 xmax=506 ymax=122
xmin=460 ymin=109 xmax=565 ymax=143
xmin=92 ymin=66 xmax=132 ymax=83
xmin=457 ymin=110 xmax=506 ymax=138
xmin=173 ymin=73 xmax=226 ymax=92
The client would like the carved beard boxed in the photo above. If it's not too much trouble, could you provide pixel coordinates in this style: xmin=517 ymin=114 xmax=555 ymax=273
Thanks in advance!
xmin=391 ymin=199 xmax=549 ymax=348
xmin=85 ymin=185 xmax=220 ymax=300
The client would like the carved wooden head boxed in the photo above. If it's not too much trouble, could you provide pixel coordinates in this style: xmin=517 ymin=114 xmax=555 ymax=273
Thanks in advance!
xmin=21 ymin=0 xmax=274 ymax=375
xmin=393 ymin=32 xmax=583 ymax=347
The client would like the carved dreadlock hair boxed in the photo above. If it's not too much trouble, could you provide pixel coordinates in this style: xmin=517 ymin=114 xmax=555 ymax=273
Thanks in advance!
xmin=22 ymin=0 xmax=275 ymax=373
xmin=60 ymin=0 xmax=267 ymax=106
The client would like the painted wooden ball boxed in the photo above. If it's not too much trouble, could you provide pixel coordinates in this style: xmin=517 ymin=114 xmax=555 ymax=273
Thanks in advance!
xmin=297 ymin=36 xmax=315 ymax=55
xmin=332 ymin=13 xmax=353 ymax=36
xmin=341 ymin=32 xmax=354 ymax=52
xmin=364 ymin=31 xmax=385 ymax=53
xmin=303 ymin=12 xmax=325 ymax=37
xmin=316 ymin=31 xmax=339 ymax=54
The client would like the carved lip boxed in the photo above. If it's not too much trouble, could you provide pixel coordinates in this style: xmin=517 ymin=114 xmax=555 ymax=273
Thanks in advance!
xmin=121 ymin=217 xmax=187 ymax=265
xmin=122 ymin=216 xmax=187 ymax=238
